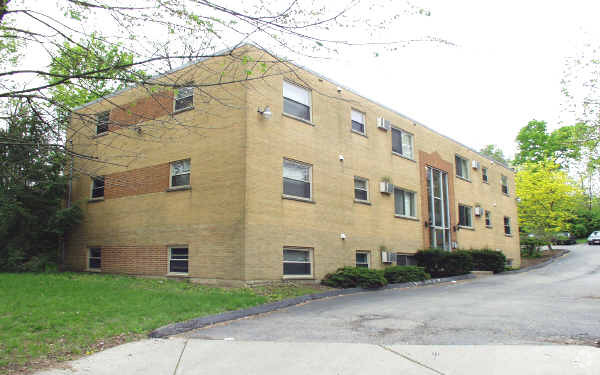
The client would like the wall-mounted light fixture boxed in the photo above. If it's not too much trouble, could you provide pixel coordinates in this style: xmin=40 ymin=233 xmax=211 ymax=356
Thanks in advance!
xmin=257 ymin=106 xmax=272 ymax=119
xmin=340 ymin=233 xmax=346 ymax=240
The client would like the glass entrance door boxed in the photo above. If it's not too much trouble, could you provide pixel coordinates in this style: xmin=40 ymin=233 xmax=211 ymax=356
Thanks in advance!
xmin=427 ymin=166 xmax=451 ymax=250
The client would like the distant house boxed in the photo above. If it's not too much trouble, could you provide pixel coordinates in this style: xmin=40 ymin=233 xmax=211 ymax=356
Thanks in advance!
xmin=65 ymin=44 xmax=520 ymax=286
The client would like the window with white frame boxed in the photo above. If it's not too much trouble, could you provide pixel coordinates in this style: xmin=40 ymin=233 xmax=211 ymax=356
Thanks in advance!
xmin=174 ymin=86 xmax=194 ymax=112
xmin=91 ymin=176 xmax=105 ymax=198
xmin=396 ymin=254 xmax=417 ymax=266
xmin=504 ymin=216 xmax=511 ymax=235
xmin=170 ymin=159 xmax=191 ymax=187
xmin=356 ymin=251 xmax=370 ymax=268
xmin=283 ymin=247 xmax=313 ymax=276
xmin=351 ymin=109 xmax=366 ymax=135
xmin=482 ymin=167 xmax=488 ymax=183
xmin=169 ymin=247 xmax=189 ymax=274
xmin=485 ymin=210 xmax=492 ymax=227
xmin=283 ymin=81 xmax=311 ymax=121
xmin=88 ymin=247 xmax=101 ymax=270
xmin=501 ymin=175 xmax=509 ymax=195
xmin=96 ymin=111 xmax=109 ymax=134
xmin=458 ymin=204 xmax=473 ymax=227
xmin=394 ymin=188 xmax=416 ymax=217
xmin=455 ymin=155 xmax=470 ymax=180
xmin=354 ymin=177 xmax=369 ymax=201
xmin=391 ymin=127 xmax=414 ymax=159
xmin=283 ymin=159 xmax=312 ymax=200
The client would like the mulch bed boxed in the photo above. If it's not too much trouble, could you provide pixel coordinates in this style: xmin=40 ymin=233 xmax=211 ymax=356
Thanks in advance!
xmin=520 ymin=249 xmax=565 ymax=269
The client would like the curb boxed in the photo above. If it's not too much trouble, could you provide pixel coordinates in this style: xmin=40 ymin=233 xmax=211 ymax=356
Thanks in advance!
xmin=148 ymin=273 xmax=476 ymax=338
xmin=502 ymin=249 xmax=570 ymax=274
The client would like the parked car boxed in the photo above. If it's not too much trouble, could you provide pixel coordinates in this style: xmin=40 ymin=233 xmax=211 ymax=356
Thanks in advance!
xmin=551 ymin=232 xmax=576 ymax=245
xmin=588 ymin=231 xmax=600 ymax=245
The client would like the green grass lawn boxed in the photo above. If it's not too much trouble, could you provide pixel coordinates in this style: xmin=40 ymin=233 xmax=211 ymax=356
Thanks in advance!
xmin=0 ymin=272 xmax=321 ymax=371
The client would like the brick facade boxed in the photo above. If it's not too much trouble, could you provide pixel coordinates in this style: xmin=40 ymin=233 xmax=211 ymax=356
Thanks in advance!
xmin=65 ymin=45 xmax=520 ymax=284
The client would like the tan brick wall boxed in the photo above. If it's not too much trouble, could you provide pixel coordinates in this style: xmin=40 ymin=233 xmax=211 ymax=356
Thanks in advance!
xmin=65 ymin=45 xmax=520 ymax=284
xmin=104 ymin=163 xmax=170 ymax=199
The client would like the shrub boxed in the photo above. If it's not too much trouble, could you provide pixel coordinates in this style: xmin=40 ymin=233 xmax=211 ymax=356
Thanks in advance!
xmin=470 ymin=249 xmax=506 ymax=273
xmin=520 ymin=236 xmax=544 ymax=257
xmin=321 ymin=267 xmax=388 ymax=289
xmin=414 ymin=249 xmax=473 ymax=278
xmin=383 ymin=266 xmax=430 ymax=283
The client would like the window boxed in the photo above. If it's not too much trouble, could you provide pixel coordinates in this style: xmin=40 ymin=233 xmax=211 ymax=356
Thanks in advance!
xmin=283 ymin=247 xmax=313 ymax=277
xmin=391 ymin=127 xmax=414 ymax=159
xmin=458 ymin=204 xmax=473 ymax=227
xmin=96 ymin=111 xmax=109 ymax=134
xmin=504 ymin=217 xmax=511 ymax=235
xmin=169 ymin=247 xmax=189 ymax=274
xmin=283 ymin=159 xmax=312 ymax=200
xmin=396 ymin=254 xmax=417 ymax=266
xmin=455 ymin=155 xmax=469 ymax=180
xmin=482 ymin=167 xmax=488 ymax=183
xmin=501 ymin=175 xmax=509 ymax=195
xmin=394 ymin=188 xmax=416 ymax=217
xmin=170 ymin=159 xmax=191 ymax=187
xmin=354 ymin=177 xmax=369 ymax=201
xmin=356 ymin=251 xmax=370 ymax=268
xmin=88 ymin=247 xmax=101 ymax=270
xmin=91 ymin=176 xmax=105 ymax=198
xmin=485 ymin=210 xmax=492 ymax=227
xmin=174 ymin=86 xmax=194 ymax=112
xmin=283 ymin=81 xmax=311 ymax=121
xmin=351 ymin=109 xmax=366 ymax=135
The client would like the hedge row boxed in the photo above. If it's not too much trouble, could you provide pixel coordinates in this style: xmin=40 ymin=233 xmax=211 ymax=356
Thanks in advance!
xmin=415 ymin=249 xmax=506 ymax=277
xmin=321 ymin=266 xmax=430 ymax=289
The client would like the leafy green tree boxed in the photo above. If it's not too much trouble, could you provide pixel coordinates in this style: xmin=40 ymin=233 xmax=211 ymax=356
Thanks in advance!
xmin=0 ymin=102 xmax=82 ymax=271
xmin=516 ymin=161 xmax=581 ymax=249
xmin=480 ymin=144 xmax=509 ymax=165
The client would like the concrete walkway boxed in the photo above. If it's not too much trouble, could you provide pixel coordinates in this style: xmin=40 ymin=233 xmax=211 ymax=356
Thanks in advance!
xmin=37 ymin=338 xmax=599 ymax=374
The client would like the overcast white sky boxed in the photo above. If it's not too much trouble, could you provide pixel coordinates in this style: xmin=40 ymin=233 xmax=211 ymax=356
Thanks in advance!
xmin=303 ymin=0 xmax=600 ymax=158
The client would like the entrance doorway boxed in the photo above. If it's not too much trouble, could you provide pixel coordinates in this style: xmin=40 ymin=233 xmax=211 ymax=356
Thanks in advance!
xmin=427 ymin=166 xmax=451 ymax=250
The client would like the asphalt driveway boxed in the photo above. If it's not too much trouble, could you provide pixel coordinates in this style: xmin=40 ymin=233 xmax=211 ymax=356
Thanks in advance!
xmin=184 ymin=244 xmax=600 ymax=346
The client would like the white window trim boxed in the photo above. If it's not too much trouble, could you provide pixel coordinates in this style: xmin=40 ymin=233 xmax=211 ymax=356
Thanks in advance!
xmin=394 ymin=187 xmax=417 ymax=219
xmin=391 ymin=127 xmax=415 ymax=160
xmin=504 ymin=217 xmax=512 ymax=236
xmin=282 ymin=158 xmax=313 ymax=201
xmin=283 ymin=80 xmax=312 ymax=122
xmin=173 ymin=86 xmax=194 ymax=113
xmin=482 ymin=167 xmax=489 ymax=183
xmin=455 ymin=155 xmax=470 ymax=180
xmin=282 ymin=247 xmax=314 ymax=279
xmin=168 ymin=246 xmax=189 ymax=275
xmin=170 ymin=159 xmax=191 ymax=188
xmin=356 ymin=251 xmax=370 ymax=268
xmin=501 ymin=175 xmax=510 ymax=195
xmin=458 ymin=204 xmax=474 ymax=228
xmin=351 ymin=108 xmax=367 ymax=136
xmin=87 ymin=247 xmax=101 ymax=272
xmin=354 ymin=176 xmax=369 ymax=202
xmin=89 ymin=176 xmax=105 ymax=200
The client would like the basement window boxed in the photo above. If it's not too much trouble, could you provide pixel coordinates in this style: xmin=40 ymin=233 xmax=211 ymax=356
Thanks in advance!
xmin=170 ymin=159 xmax=191 ymax=187
xmin=283 ymin=247 xmax=313 ymax=277
xmin=91 ymin=176 xmax=105 ymax=198
xmin=169 ymin=247 xmax=189 ymax=274
xmin=174 ymin=86 xmax=194 ymax=112
xmin=356 ymin=251 xmax=370 ymax=268
xmin=88 ymin=247 xmax=101 ymax=270
xmin=396 ymin=254 xmax=417 ymax=266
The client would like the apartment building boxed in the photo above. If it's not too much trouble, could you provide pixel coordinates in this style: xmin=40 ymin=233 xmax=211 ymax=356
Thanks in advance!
xmin=65 ymin=44 xmax=520 ymax=285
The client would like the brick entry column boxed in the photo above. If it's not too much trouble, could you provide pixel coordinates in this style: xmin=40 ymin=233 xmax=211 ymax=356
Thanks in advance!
xmin=418 ymin=151 xmax=457 ymax=249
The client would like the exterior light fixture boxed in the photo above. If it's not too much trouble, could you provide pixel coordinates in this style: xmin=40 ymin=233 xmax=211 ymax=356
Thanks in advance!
xmin=258 ymin=106 xmax=272 ymax=119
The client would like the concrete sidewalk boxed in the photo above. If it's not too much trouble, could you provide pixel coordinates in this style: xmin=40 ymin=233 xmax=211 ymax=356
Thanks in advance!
xmin=36 ymin=339 xmax=599 ymax=375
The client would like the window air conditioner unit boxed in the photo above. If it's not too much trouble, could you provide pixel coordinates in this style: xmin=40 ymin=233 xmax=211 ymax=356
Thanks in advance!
xmin=381 ymin=251 xmax=398 ymax=264
xmin=377 ymin=117 xmax=391 ymax=131
xmin=472 ymin=160 xmax=480 ymax=169
xmin=474 ymin=206 xmax=482 ymax=216
xmin=380 ymin=181 xmax=394 ymax=194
